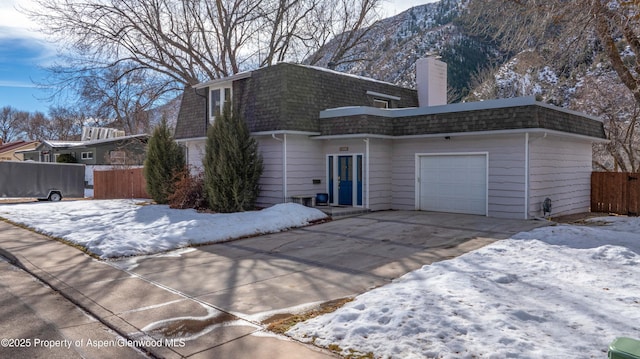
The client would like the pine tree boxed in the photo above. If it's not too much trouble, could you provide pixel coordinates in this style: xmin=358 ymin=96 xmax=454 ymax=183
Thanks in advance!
xmin=144 ymin=118 xmax=185 ymax=204
xmin=203 ymin=105 xmax=263 ymax=213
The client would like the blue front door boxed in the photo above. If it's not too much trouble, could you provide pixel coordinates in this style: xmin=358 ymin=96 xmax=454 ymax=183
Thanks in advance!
xmin=338 ymin=156 xmax=353 ymax=205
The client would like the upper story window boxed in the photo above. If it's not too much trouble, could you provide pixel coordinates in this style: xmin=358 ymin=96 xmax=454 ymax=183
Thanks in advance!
xmin=210 ymin=86 xmax=232 ymax=123
xmin=373 ymin=99 xmax=389 ymax=108
xmin=366 ymin=90 xmax=400 ymax=109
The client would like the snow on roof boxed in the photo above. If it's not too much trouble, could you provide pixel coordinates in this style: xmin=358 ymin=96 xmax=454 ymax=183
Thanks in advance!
xmin=293 ymin=63 xmax=406 ymax=88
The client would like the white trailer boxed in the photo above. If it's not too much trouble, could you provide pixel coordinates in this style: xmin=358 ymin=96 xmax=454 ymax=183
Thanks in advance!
xmin=0 ymin=161 xmax=85 ymax=201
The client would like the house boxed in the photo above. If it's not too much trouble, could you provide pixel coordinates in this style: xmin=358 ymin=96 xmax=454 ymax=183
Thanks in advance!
xmin=0 ymin=140 xmax=39 ymax=161
xmin=20 ymin=127 xmax=148 ymax=166
xmin=174 ymin=58 xmax=606 ymax=219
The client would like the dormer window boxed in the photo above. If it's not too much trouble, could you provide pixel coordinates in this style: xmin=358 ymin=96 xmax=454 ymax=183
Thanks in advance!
xmin=210 ymin=86 xmax=232 ymax=123
xmin=373 ymin=99 xmax=389 ymax=108
xmin=366 ymin=90 xmax=400 ymax=109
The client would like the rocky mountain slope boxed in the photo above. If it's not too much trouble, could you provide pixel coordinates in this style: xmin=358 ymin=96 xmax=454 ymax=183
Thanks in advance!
xmin=308 ymin=0 xmax=503 ymax=101
xmin=311 ymin=0 xmax=639 ymax=171
xmin=313 ymin=0 xmax=619 ymax=109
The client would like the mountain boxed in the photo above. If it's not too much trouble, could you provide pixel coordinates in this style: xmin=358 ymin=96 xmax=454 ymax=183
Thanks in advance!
xmin=310 ymin=0 xmax=614 ymax=109
xmin=308 ymin=0 xmax=505 ymax=101
xmin=309 ymin=0 xmax=640 ymax=172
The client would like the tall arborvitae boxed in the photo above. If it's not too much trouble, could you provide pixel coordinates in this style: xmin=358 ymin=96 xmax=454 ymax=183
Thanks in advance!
xmin=203 ymin=105 xmax=263 ymax=213
xmin=144 ymin=118 xmax=185 ymax=204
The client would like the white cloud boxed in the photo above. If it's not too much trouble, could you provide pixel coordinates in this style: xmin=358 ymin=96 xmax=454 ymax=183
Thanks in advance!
xmin=0 ymin=80 xmax=39 ymax=88
xmin=0 ymin=0 xmax=45 ymax=40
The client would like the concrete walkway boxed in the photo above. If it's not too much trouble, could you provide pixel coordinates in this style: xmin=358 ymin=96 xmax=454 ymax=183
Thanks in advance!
xmin=0 ymin=211 xmax=549 ymax=358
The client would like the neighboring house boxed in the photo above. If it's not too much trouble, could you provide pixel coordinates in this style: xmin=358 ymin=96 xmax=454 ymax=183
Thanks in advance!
xmin=174 ymin=58 xmax=607 ymax=219
xmin=0 ymin=140 xmax=39 ymax=161
xmin=20 ymin=132 xmax=148 ymax=166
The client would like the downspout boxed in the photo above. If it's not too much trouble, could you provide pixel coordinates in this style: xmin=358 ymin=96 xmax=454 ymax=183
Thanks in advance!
xmin=524 ymin=132 xmax=529 ymax=220
xmin=272 ymin=133 xmax=287 ymax=202
xmin=363 ymin=138 xmax=370 ymax=209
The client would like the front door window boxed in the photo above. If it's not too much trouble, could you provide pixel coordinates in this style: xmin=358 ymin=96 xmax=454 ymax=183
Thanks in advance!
xmin=338 ymin=156 xmax=353 ymax=205
xmin=327 ymin=154 xmax=363 ymax=206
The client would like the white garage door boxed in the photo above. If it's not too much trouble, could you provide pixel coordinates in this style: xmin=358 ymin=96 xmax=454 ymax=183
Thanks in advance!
xmin=418 ymin=154 xmax=487 ymax=215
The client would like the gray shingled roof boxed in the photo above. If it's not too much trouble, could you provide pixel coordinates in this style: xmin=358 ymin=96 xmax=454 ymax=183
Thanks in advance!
xmin=174 ymin=63 xmax=418 ymax=139
xmin=317 ymin=97 xmax=606 ymax=139
xmin=174 ymin=65 xmax=605 ymax=141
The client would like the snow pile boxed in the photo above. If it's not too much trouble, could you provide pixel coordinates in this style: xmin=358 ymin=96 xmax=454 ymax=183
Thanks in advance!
xmin=0 ymin=200 xmax=327 ymax=258
xmin=288 ymin=220 xmax=640 ymax=358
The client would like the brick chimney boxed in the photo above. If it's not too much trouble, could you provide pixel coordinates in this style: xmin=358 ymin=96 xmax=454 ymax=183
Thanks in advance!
xmin=416 ymin=57 xmax=447 ymax=107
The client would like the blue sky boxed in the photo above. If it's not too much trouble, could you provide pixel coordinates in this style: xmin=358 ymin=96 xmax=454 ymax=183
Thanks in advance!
xmin=1 ymin=0 xmax=436 ymax=114
xmin=0 ymin=0 xmax=57 ymax=113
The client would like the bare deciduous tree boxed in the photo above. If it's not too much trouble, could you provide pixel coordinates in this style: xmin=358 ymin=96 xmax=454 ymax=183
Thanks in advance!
xmin=301 ymin=0 xmax=381 ymax=66
xmin=464 ymin=0 xmax=640 ymax=172
xmin=0 ymin=107 xmax=29 ymax=143
xmin=20 ymin=111 xmax=50 ymax=141
xmin=75 ymin=63 xmax=174 ymax=134
xmin=47 ymin=106 xmax=86 ymax=141
xmin=463 ymin=0 xmax=640 ymax=104
xmin=26 ymin=0 xmax=382 ymax=88
xmin=573 ymin=72 xmax=640 ymax=172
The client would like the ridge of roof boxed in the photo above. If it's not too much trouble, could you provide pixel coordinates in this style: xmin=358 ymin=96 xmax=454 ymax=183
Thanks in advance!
xmin=190 ymin=62 xmax=413 ymax=91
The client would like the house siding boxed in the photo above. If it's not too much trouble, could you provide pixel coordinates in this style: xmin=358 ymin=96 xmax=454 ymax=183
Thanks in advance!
xmin=528 ymin=134 xmax=592 ymax=218
xmin=392 ymin=134 xmax=527 ymax=219
xmin=286 ymin=135 xmax=325 ymax=197
xmin=368 ymin=138 xmax=393 ymax=211
xmin=255 ymin=136 xmax=284 ymax=208
xmin=182 ymin=140 xmax=206 ymax=172
xmin=255 ymin=134 xmax=325 ymax=208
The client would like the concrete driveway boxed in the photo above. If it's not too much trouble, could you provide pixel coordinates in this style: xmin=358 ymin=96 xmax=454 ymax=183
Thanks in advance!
xmin=0 ymin=210 xmax=548 ymax=358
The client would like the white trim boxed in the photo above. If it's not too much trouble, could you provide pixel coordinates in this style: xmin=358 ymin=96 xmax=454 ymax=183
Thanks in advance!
xmin=366 ymin=90 xmax=401 ymax=101
xmin=312 ymin=128 xmax=609 ymax=142
xmin=176 ymin=137 xmax=207 ymax=143
xmin=373 ymin=99 xmax=390 ymax=108
xmin=283 ymin=134 xmax=288 ymax=202
xmin=364 ymin=138 xmax=370 ymax=209
xmin=326 ymin=153 xmax=365 ymax=207
xmin=193 ymin=71 xmax=252 ymax=89
xmin=209 ymin=86 xmax=232 ymax=124
xmin=312 ymin=133 xmax=393 ymax=140
xmin=251 ymin=130 xmax=321 ymax=136
xmin=524 ymin=133 xmax=529 ymax=220
xmin=415 ymin=152 xmax=489 ymax=216
xmin=320 ymin=96 xmax=603 ymax=122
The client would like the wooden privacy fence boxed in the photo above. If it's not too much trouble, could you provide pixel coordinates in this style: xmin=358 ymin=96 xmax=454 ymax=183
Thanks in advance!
xmin=93 ymin=167 xmax=149 ymax=199
xmin=591 ymin=172 xmax=640 ymax=215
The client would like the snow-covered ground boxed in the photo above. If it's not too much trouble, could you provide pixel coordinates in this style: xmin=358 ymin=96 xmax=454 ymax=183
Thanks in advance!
xmin=2 ymin=199 xmax=638 ymax=357
xmin=288 ymin=217 xmax=640 ymax=358
xmin=0 ymin=199 xmax=327 ymax=258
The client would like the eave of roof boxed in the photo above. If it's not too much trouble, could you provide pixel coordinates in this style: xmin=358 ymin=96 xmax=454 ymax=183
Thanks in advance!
xmin=0 ymin=141 xmax=39 ymax=153
xmin=43 ymin=134 xmax=148 ymax=148
xmin=192 ymin=71 xmax=253 ymax=89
